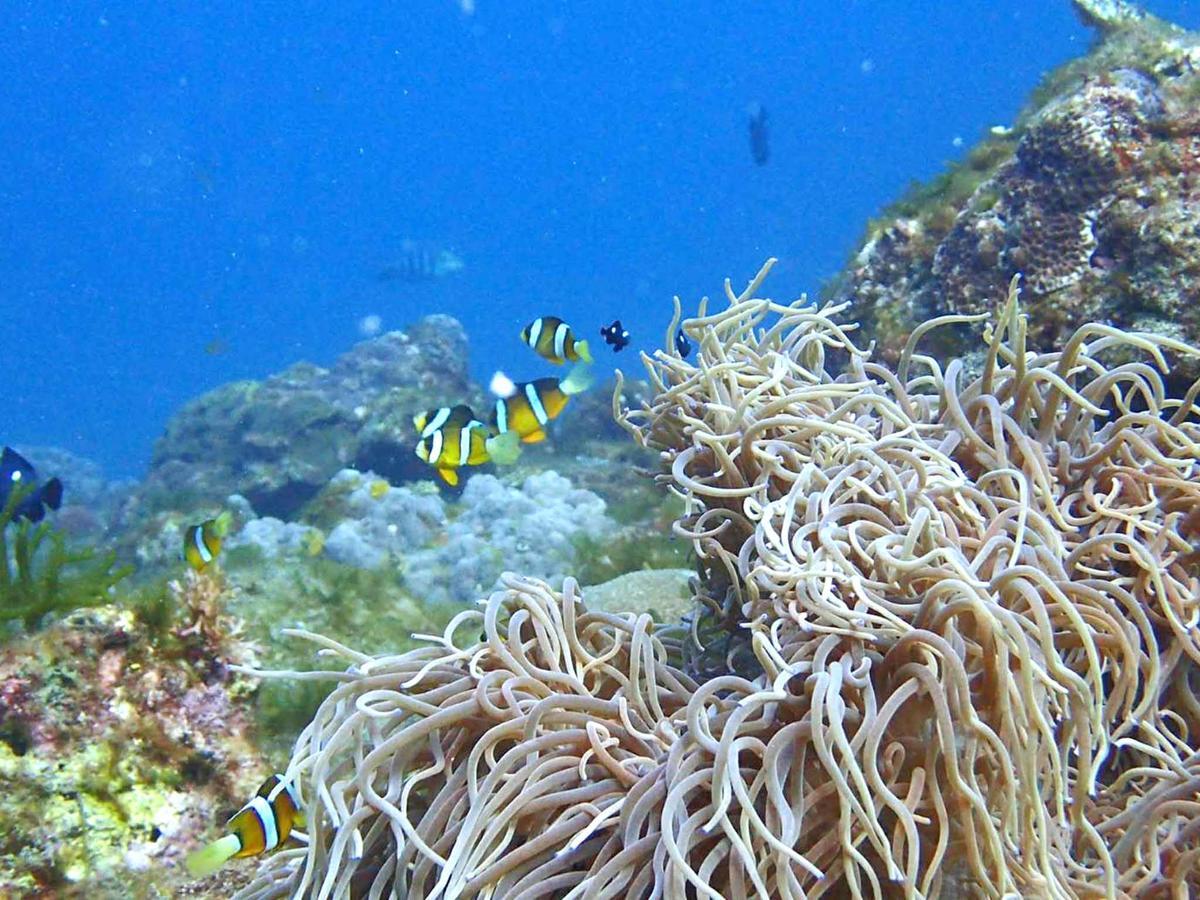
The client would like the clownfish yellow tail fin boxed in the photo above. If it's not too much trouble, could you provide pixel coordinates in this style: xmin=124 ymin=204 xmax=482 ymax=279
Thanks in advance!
xmin=560 ymin=362 xmax=593 ymax=397
xmin=212 ymin=511 xmax=233 ymax=538
xmin=575 ymin=339 xmax=593 ymax=364
xmin=186 ymin=834 xmax=241 ymax=879
xmin=485 ymin=430 xmax=522 ymax=466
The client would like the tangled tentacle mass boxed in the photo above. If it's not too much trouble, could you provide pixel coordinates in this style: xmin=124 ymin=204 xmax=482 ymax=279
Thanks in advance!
xmin=238 ymin=262 xmax=1200 ymax=898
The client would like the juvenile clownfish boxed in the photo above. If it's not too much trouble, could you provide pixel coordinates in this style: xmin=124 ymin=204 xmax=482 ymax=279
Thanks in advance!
xmin=182 ymin=512 xmax=232 ymax=571
xmin=413 ymin=405 xmax=521 ymax=487
xmin=520 ymin=316 xmax=593 ymax=365
xmin=185 ymin=774 xmax=305 ymax=878
xmin=599 ymin=319 xmax=630 ymax=352
xmin=489 ymin=363 xmax=593 ymax=444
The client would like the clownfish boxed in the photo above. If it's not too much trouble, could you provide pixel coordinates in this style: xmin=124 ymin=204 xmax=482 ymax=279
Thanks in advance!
xmin=185 ymin=774 xmax=305 ymax=879
xmin=489 ymin=364 xmax=592 ymax=444
xmin=413 ymin=405 xmax=522 ymax=487
xmin=520 ymin=316 xmax=593 ymax=365
xmin=182 ymin=512 xmax=232 ymax=571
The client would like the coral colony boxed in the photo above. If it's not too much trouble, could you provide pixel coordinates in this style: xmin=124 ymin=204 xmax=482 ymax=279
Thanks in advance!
xmin=231 ymin=262 xmax=1200 ymax=897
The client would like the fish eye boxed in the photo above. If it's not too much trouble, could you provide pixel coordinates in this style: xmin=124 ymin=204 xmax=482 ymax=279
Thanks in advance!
xmin=10 ymin=471 xmax=20 ymax=482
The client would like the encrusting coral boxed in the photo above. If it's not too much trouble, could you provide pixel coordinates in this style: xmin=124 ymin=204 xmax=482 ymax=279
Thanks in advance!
xmin=228 ymin=261 xmax=1200 ymax=898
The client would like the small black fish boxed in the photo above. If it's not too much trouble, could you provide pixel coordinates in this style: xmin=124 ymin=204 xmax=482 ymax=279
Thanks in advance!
xmin=747 ymin=102 xmax=769 ymax=166
xmin=0 ymin=447 xmax=63 ymax=523
xmin=600 ymin=319 xmax=630 ymax=352
xmin=675 ymin=330 xmax=692 ymax=358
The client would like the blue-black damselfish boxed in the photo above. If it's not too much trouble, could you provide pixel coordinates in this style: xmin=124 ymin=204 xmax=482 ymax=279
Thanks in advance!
xmin=0 ymin=446 xmax=63 ymax=522
xmin=600 ymin=319 xmax=630 ymax=352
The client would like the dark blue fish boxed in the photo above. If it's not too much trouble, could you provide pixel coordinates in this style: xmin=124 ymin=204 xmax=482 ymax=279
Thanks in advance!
xmin=600 ymin=319 xmax=630 ymax=352
xmin=675 ymin=330 xmax=692 ymax=358
xmin=747 ymin=102 xmax=769 ymax=166
xmin=0 ymin=447 xmax=63 ymax=523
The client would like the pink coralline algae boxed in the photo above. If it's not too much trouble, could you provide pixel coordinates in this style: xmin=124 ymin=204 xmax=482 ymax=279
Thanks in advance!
xmin=0 ymin=602 xmax=268 ymax=897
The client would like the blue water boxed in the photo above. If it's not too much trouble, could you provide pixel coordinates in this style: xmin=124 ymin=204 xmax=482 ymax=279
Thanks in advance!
xmin=4 ymin=1 xmax=1199 ymax=477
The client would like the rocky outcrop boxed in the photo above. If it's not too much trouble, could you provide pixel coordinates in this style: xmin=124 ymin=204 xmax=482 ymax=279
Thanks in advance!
xmin=826 ymin=11 xmax=1200 ymax=383
xmin=139 ymin=316 xmax=479 ymax=519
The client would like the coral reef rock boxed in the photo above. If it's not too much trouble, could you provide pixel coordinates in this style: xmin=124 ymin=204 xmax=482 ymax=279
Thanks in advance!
xmin=827 ymin=8 xmax=1200 ymax=385
xmin=403 ymin=471 xmax=616 ymax=606
xmin=17 ymin=445 xmax=135 ymax=540
xmin=582 ymin=567 xmax=694 ymax=622
xmin=0 ymin=603 xmax=265 ymax=897
xmin=138 ymin=315 xmax=476 ymax=520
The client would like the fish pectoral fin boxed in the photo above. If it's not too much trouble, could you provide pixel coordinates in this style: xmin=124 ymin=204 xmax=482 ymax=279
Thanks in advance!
xmin=437 ymin=467 xmax=460 ymax=486
xmin=522 ymin=429 xmax=547 ymax=444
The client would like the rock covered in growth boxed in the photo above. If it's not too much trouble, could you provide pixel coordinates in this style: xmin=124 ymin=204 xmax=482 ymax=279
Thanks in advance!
xmin=403 ymin=472 xmax=616 ymax=606
xmin=276 ymin=468 xmax=617 ymax=606
xmin=15 ymin=446 xmax=136 ymax=540
xmin=827 ymin=10 xmax=1200 ymax=380
xmin=140 ymin=316 xmax=476 ymax=520
xmin=0 ymin=604 xmax=265 ymax=897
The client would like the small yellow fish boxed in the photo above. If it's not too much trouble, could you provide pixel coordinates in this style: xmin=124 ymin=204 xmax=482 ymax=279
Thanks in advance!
xmin=182 ymin=512 xmax=232 ymax=571
xmin=303 ymin=528 xmax=325 ymax=557
xmin=490 ymin=364 xmax=592 ymax=444
xmin=368 ymin=478 xmax=390 ymax=500
xmin=413 ymin=405 xmax=521 ymax=486
xmin=520 ymin=316 xmax=593 ymax=365
xmin=186 ymin=774 xmax=305 ymax=878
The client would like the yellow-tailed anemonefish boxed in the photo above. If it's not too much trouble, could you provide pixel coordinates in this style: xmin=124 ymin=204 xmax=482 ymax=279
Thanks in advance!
xmin=413 ymin=404 xmax=522 ymax=486
xmin=185 ymin=773 xmax=305 ymax=878
xmin=182 ymin=511 xmax=232 ymax=571
xmin=489 ymin=363 xmax=593 ymax=444
xmin=520 ymin=316 xmax=593 ymax=365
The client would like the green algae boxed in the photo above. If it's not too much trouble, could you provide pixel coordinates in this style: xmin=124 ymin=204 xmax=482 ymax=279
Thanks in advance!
xmin=0 ymin=484 xmax=133 ymax=632
xmin=570 ymin=529 xmax=692 ymax=586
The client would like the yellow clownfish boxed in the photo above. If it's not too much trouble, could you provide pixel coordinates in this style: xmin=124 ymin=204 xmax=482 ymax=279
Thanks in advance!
xmin=185 ymin=774 xmax=305 ymax=878
xmin=413 ymin=404 xmax=521 ymax=487
xmin=182 ymin=512 xmax=232 ymax=571
xmin=490 ymin=364 xmax=592 ymax=444
xmin=520 ymin=316 xmax=592 ymax=365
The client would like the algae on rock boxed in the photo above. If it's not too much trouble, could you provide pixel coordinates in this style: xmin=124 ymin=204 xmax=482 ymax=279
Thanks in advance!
xmin=0 ymin=485 xmax=133 ymax=632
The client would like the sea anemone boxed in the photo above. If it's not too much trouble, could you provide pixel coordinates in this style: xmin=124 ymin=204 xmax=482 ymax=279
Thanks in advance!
xmin=234 ymin=262 xmax=1200 ymax=897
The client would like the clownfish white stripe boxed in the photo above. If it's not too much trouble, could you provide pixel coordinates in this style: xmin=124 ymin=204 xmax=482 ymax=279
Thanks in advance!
xmin=525 ymin=383 xmax=549 ymax=425
xmin=495 ymin=398 xmax=508 ymax=434
xmin=458 ymin=421 xmax=476 ymax=467
xmin=428 ymin=429 xmax=444 ymax=466
xmin=422 ymin=407 xmax=451 ymax=439
xmin=195 ymin=528 xmax=213 ymax=563
xmin=266 ymin=776 xmax=299 ymax=809
xmin=528 ymin=318 xmax=543 ymax=349
xmin=553 ymin=321 xmax=568 ymax=360
xmin=247 ymin=796 xmax=279 ymax=851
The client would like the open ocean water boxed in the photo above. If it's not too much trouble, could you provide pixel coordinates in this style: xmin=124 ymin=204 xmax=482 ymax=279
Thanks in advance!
xmin=2 ymin=0 xmax=1196 ymax=475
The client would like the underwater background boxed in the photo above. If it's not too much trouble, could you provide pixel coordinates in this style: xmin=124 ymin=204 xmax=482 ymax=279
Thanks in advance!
xmin=6 ymin=1 xmax=1200 ymax=898
xmin=3 ymin=0 xmax=1198 ymax=475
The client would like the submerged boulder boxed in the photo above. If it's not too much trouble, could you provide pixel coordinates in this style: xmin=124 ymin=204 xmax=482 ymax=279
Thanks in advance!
xmin=138 ymin=315 xmax=476 ymax=520
xmin=826 ymin=6 xmax=1200 ymax=384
